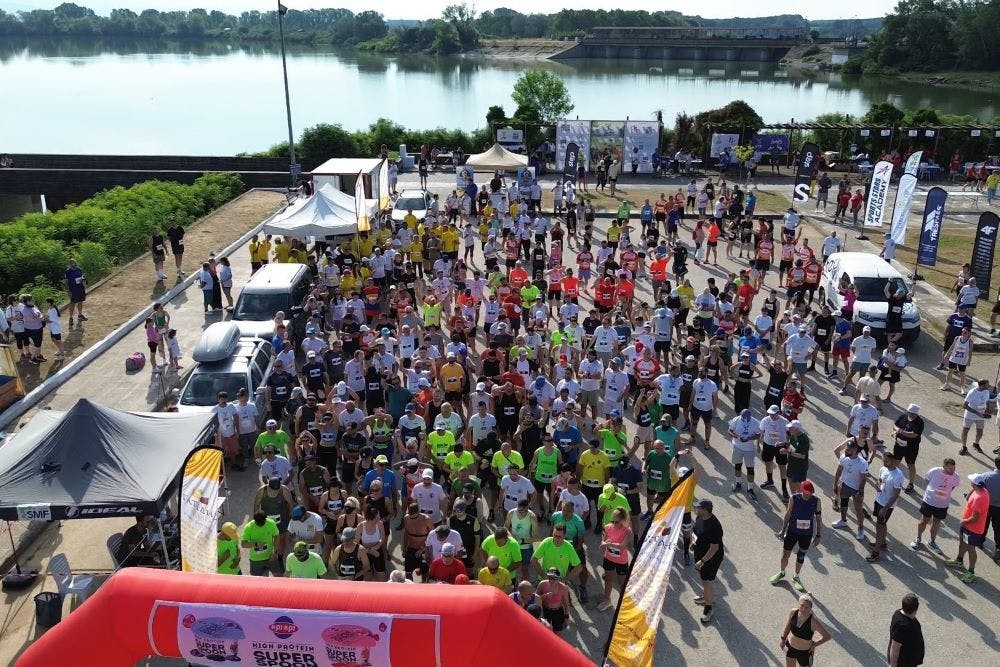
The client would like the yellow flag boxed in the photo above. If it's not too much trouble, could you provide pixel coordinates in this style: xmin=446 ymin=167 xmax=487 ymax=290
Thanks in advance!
xmin=179 ymin=446 xmax=224 ymax=573
xmin=604 ymin=472 xmax=697 ymax=667
xmin=355 ymin=170 xmax=371 ymax=232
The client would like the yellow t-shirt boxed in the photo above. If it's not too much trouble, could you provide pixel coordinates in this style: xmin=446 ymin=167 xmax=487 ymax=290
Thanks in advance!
xmin=340 ymin=274 xmax=358 ymax=295
xmin=676 ymin=284 xmax=695 ymax=309
xmin=578 ymin=449 xmax=611 ymax=488
xmin=440 ymin=363 xmax=466 ymax=393
xmin=358 ymin=236 xmax=375 ymax=257
xmin=250 ymin=240 xmax=271 ymax=262
xmin=510 ymin=202 xmax=520 ymax=218
xmin=274 ymin=243 xmax=291 ymax=263
xmin=408 ymin=239 xmax=424 ymax=262
xmin=478 ymin=565 xmax=513 ymax=591
xmin=376 ymin=227 xmax=392 ymax=244
xmin=404 ymin=214 xmax=418 ymax=231
xmin=490 ymin=450 xmax=525 ymax=476
xmin=444 ymin=450 xmax=474 ymax=473
xmin=607 ymin=226 xmax=622 ymax=243
xmin=441 ymin=230 xmax=460 ymax=253
xmin=289 ymin=249 xmax=307 ymax=264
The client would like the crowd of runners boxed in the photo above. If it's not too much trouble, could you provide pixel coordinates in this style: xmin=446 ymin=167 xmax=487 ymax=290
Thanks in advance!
xmin=205 ymin=169 xmax=1000 ymax=665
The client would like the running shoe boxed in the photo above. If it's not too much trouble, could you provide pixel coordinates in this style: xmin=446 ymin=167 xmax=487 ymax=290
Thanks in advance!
xmin=944 ymin=558 xmax=964 ymax=568
xmin=856 ymin=528 xmax=866 ymax=541
xmin=909 ymin=539 xmax=922 ymax=551
xmin=731 ymin=481 xmax=742 ymax=493
xmin=693 ymin=595 xmax=705 ymax=604
xmin=747 ymin=487 xmax=757 ymax=502
xmin=700 ymin=607 xmax=714 ymax=623
xmin=864 ymin=552 xmax=881 ymax=563
xmin=760 ymin=480 xmax=775 ymax=489
xmin=832 ymin=519 xmax=849 ymax=529
xmin=78 ymin=314 xmax=88 ymax=321
xmin=791 ymin=576 xmax=805 ymax=592
xmin=639 ymin=511 xmax=653 ymax=522
xmin=960 ymin=570 xmax=976 ymax=584
xmin=928 ymin=541 xmax=944 ymax=555
xmin=769 ymin=571 xmax=785 ymax=585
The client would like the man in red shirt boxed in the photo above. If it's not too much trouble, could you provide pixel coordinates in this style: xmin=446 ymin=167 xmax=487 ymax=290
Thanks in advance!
xmin=736 ymin=277 xmax=756 ymax=319
xmin=634 ymin=347 xmax=661 ymax=388
xmin=502 ymin=293 xmax=522 ymax=335
xmin=595 ymin=276 xmax=617 ymax=313
xmin=560 ymin=269 xmax=581 ymax=304
xmin=650 ymin=251 xmax=670 ymax=301
xmin=427 ymin=543 xmax=467 ymax=583
xmin=509 ymin=262 xmax=529 ymax=290
xmin=803 ymin=257 xmax=822 ymax=304
xmin=616 ymin=271 xmax=635 ymax=310
xmin=946 ymin=474 xmax=990 ymax=583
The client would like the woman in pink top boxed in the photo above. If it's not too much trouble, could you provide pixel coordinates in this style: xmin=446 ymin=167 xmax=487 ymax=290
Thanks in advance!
xmin=599 ymin=507 xmax=633 ymax=611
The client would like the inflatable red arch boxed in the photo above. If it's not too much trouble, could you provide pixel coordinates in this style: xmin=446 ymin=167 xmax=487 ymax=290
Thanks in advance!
xmin=19 ymin=568 xmax=594 ymax=666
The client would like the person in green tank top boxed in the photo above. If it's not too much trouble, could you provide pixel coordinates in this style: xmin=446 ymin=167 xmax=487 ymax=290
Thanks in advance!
xmin=297 ymin=456 xmax=331 ymax=513
xmin=529 ymin=435 xmax=563 ymax=518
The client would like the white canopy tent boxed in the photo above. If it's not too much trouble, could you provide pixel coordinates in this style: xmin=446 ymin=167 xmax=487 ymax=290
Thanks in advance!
xmin=464 ymin=143 xmax=528 ymax=171
xmin=263 ymin=184 xmax=376 ymax=241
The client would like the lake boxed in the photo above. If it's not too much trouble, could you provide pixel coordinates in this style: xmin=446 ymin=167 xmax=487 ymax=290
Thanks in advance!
xmin=2 ymin=39 xmax=997 ymax=155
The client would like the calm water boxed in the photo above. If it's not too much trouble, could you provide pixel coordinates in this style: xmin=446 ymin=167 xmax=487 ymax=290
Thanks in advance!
xmin=2 ymin=39 xmax=997 ymax=155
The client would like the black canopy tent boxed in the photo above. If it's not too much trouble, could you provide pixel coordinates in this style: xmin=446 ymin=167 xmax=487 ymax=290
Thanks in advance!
xmin=0 ymin=399 xmax=215 ymax=522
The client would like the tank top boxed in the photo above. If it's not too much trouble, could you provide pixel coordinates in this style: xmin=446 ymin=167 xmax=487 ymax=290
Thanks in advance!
xmin=603 ymin=522 xmax=630 ymax=565
xmin=789 ymin=610 xmax=814 ymax=641
xmin=736 ymin=364 xmax=754 ymax=383
xmin=538 ymin=581 xmax=565 ymax=608
xmin=704 ymin=357 xmax=721 ymax=381
xmin=534 ymin=448 xmax=558 ymax=483
xmin=300 ymin=466 xmax=327 ymax=497
xmin=337 ymin=543 xmax=363 ymax=579
xmin=297 ymin=405 xmax=318 ymax=434
xmin=509 ymin=511 xmax=534 ymax=545
xmin=360 ymin=521 xmax=383 ymax=550
xmin=366 ymin=494 xmax=389 ymax=521
xmin=259 ymin=490 xmax=289 ymax=525
xmin=498 ymin=393 xmax=519 ymax=421
xmin=950 ymin=337 xmax=970 ymax=364
xmin=636 ymin=405 xmax=653 ymax=428
xmin=789 ymin=494 xmax=818 ymax=534
xmin=324 ymin=491 xmax=345 ymax=515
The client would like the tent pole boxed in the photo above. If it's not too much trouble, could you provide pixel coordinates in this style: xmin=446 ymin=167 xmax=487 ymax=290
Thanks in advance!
xmin=5 ymin=522 xmax=21 ymax=574
xmin=157 ymin=518 xmax=172 ymax=569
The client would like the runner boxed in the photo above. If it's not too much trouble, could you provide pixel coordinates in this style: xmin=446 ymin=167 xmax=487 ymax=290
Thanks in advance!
xmin=865 ymin=452 xmax=906 ymax=563
xmin=771 ymin=480 xmax=822 ymax=592
xmin=780 ymin=594 xmax=832 ymax=666
xmin=831 ymin=440 xmax=869 ymax=541
xmin=691 ymin=499 xmax=724 ymax=624
xmin=910 ymin=458 xmax=960 ymax=555
xmin=944 ymin=474 xmax=991 ymax=583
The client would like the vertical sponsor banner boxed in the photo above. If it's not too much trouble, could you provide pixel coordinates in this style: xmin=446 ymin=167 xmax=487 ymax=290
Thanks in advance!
xmin=604 ymin=472 xmax=697 ymax=667
xmin=916 ymin=187 xmax=948 ymax=267
xmin=863 ymin=160 xmax=894 ymax=228
xmin=562 ymin=141 xmax=580 ymax=184
xmin=455 ymin=165 xmax=475 ymax=190
xmin=590 ymin=120 xmax=625 ymax=166
xmin=792 ymin=142 xmax=819 ymax=204
xmin=378 ymin=159 xmax=390 ymax=210
xmin=355 ymin=171 xmax=371 ymax=232
xmin=179 ymin=446 xmax=224 ymax=574
xmin=971 ymin=211 xmax=999 ymax=297
xmin=176 ymin=603 xmax=395 ymax=667
xmin=624 ymin=122 xmax=661 ymax=174
xmin=888 ymin=151 xmax=922 ymax=245
xmin=556 ymin=120 xmax=590 ymax=172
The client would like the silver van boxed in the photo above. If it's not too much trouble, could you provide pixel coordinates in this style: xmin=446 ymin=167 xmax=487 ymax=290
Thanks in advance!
xmin=232 ymin=263 xmax=312 ymax=341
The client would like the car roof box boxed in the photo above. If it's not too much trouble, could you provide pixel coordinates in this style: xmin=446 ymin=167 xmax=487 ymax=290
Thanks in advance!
xmin=192 ymin=322 xmax=242 ymax=363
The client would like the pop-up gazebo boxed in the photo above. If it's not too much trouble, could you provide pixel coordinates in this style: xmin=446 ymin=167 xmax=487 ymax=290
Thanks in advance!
xmin=464 ymin=143 xmax=529 ymax=171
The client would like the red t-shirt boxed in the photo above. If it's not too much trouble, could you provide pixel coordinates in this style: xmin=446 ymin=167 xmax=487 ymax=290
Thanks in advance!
xmin=963 ymin=488 xmax=990 ymax=534
xmin=561 ymin=276 xmax=580 ymax=298
xmin=428 ymin=557 xmax=467 ymax=584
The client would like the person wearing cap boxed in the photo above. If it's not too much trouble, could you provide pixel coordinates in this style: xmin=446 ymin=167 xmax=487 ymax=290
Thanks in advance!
xmin=427 ymin=419 xmax=457 ymax=477
xmin=841 ymin=325 xmax=877 ymax=392
xmin=241 ymin=511 xmax=281 ymax=576
xmin=411 ymin=466 xmax=448 ymax=525
xmin=427 ymin=541 xmax=468 ymax=584
xmin=854 ymin=365 xmax=883 ymax=413
xmin=211 ymin=391 xmax=240 ymax=467
xmin=232 ymin=388 xmax=259 ymax=472
xmin=253 ymin=472 xmax=295 ymax=555
xmin=689 ymin=365 xmax=719 ymax=449
xmin=691 ymin=498 xmax=723 ymax=623
xmin=285 ymin=540 xmax=327 ymax=579
xmin=959 ymin=377 xmax=992 ymax=456
xmin=831 ymin=437 xmax=870 ymax=541
xmin=759 ymin=403 xmax=792 ymax=501
xmin=330 ymin=526 xmax=370 ymax=581
xmin=772 ymin=479 xmax=822 ymax=591
xmin=865 ymin=452 xmax=906 ymax=563
xmin=910 ymin=457 xmax=960 ymax=554
xmin=448 ymin=496 xmax=483 ymax=568
xmin=217 ymin=522 xmax=242 ymax=575
xmin=536 ymin=565 xmax=574 ymax=634
xmin=945 ymin=474 xmax=991 ymax=583
xmin=847 ymin=393 xmax=881 ymax=448
xmin=785 ymin=420 xmax=811 ymax=495
xmin=892 ymin=404 xmax=925 ymax=493
xmin=264 ymin=359 xmax=296 ymax=423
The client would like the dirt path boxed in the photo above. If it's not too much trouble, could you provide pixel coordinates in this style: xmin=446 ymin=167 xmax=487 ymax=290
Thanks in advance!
xmin=14 ymin=189 xmax=287 ymax=393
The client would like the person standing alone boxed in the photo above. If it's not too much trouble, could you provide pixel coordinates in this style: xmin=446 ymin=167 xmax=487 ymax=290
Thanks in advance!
xmin=63 ymin=258 xmax=88 ymax=326
xmin=888 ymin=593 xmax=924 ymax=666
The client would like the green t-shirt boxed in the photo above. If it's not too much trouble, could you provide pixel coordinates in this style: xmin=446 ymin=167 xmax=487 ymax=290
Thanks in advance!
xmin=241 ymin=519 xmax=280 ymax=562
xmin=533 ymin=447 xmax=560 ymax=483
xmin=217 ymin=538 xmax=241 ymax=575
xmin=520 ymin=284 xmax=541 ymax=306
xmin=255 ymin=430 xmax=291 ymax=458
xmin=597 ymin=492 xmax=631 ymax=526
xmin=285 ymin=551 xmax=328 ymax=578
xmin=533 ymin=537 xmax=581 ymax=577
xmin=428 ymin=430 xmax=457 ymax=462
xmin=786 ymin=433 xmax=810 ymax=478
xmin=481 ymin=534 xmax=523 ymax=570
xmin=550 ymin=511 xmax=585 ymax=542
xmin=599 ymin=428 xmax=627 ymax=466
xmin=423 ymin=302 xmax=443 ymax=327
xmin=451 ymin=477 xmax=482 ymax=496
xmin=645 ymin=450 xmax=673 ymax=493
xmin=444 ymin=450 xmax=475 ymax=473
xmin=654 ymin=426 xmax=678 ymax=454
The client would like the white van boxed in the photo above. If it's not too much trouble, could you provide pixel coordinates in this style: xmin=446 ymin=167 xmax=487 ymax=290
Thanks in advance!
xmin=821 ymin=252 xmax=921 ymax=343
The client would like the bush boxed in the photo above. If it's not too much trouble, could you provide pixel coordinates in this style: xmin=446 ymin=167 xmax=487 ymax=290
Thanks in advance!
xmin=802 ymin=45 xmax=821 ymax=57
xmin=0 ymin=173 xmax=244 ymax=304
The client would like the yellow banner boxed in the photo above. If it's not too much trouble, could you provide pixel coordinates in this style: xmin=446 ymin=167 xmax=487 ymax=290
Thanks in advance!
xmin=605 ymin=473 xmax=696 ymax=667
xmin=179 ymin=446 xmax=224 ymax=573
xmin=378 ymin=158 xmax=391 ymax=210
xmin=355 ymin=170 xmax=371 ymax=232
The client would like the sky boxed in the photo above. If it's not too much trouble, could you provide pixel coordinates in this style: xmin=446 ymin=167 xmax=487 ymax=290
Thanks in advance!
xmin=6 ymin=1 xmax=892 ymax=22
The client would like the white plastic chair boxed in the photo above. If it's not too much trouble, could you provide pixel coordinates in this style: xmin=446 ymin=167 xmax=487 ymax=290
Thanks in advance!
xmin=48 ymin=553 xmax=95 ymax=603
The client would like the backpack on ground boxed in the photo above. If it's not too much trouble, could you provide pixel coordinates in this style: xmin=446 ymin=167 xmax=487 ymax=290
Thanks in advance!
xmin=125 ymin=351 xmax=146 ymax=372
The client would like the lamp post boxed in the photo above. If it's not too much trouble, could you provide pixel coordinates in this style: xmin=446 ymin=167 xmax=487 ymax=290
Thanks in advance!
xmin=277 ymin=1 xmax=299 ymax=188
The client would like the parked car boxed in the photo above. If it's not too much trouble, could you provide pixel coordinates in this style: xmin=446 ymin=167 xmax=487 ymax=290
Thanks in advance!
xmin=176 ymin=322 xmax=274 ymax=425
xmin=390 ymin=189 xmax=433 ymax=226
xmin=232 ymin=262 xmax=311 ymax=342
xmin=821 ymin=252 xmax=921 ymax=343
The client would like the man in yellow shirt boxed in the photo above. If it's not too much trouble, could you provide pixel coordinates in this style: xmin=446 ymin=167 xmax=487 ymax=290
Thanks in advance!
xmin=357 ymin=233 xmax=375 ymax=258
xmin=441 ymin=225 xmax=460 ymax=260
xmin=577 ymin=439 xmax=611 ymax=532
xmin=478 ymin=555 xmax=513 ymax=591
xmin=404 ymin=210 xmax=418 ymax=231
xmin=273 ymin=238 xmax=291 ymax=263
xmin=249 ymin=235 xmax=271 ymax=273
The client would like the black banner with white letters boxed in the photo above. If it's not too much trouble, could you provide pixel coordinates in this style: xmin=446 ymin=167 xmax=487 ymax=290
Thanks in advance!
xmin=970 ymin=211 xmax=999 ymax=297
xmin=562 ymin=141 xmax=579 ymax=184
xmin=792 ymin=142 xmax=819 ymax=204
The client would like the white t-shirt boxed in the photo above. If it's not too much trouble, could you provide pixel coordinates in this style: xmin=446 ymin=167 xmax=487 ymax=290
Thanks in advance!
xmin=837 ymin=455 xmax=869 ymax=491
xmin=469 ymin=413 xmax=497 ymax=445
xmin=729 ymin=416 xmax=760 ymax=451
xmin=425 ymin=529 xmax=464 ymax=559
xmin=964 ymin=387 xmax=991 ymax=420
xmin=47 ymin=307 xmax=62 ymax=335
xmin=851 ymin=335 xmax=877 ymax=364
xmin=260 ymin=455 xmax=292 ymax=484
xmin=785 ymin=334 xmax=817 ymax=363
xmin=922 ymin=467 xmax=960 ymax=509
xmin=578 ymin=359 xmax=604 ymax=392
xmin=603 ymin=369 xmax=629 ymax=403
xmin=555 ymin=379 xmax=580 ymax=400
xmin=822 ymin=235 xmax=842 ymax=257
xmin=655 ymin=374 xmax=684 ymax=406
xmin=849 ymin=404 xmax=879 ymax=435
xmin=754 ymin=314 xmax=774 ymax=338
xmin=500 ymin=474 xmax=536 ymax=512
xmin=691 ymin=378 xmax=718 ymax=411
xmin=874 ymin=466 xmax=905 ymax=506
xmin=593 ymin=326 xmax=618 ymax=352
xmin=212 ymin=403 xmax=239 ymax=438
xmin=411 ymin=482 xmax=446 ymax=523
xmin=235 ymin=402 xmax=259 ymax=434
xmin=287 ymin=513 xmax=324 ymax=545
xmin=759 ymin=416 xmax=790 ymax=446
xmin=558 ymin=489 xmax=589 ymax=517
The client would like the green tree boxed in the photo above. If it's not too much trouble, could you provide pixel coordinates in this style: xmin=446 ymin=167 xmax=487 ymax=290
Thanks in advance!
xmin=868 ymin=0 xmax=956 ymax=71
xmin=299 ymin=123 xmax=361 ymax=168
xmin=673 ymin=112 xmax=699 ymax=152
xmin=511 ymin=69 xmax=574 ymax=122
xmin=430 ymin=20 xmax=462 ymax=54
xmin=693 ymin=100 xmax=764 ymax=149
xmin=862 ymin=102 xmax=904 ymax=126
xmin=486 ymin=105 xmax=507 ymax=128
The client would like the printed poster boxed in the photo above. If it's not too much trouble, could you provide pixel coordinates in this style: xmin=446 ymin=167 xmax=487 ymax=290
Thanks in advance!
xmin=590 ymin=120 xmax=625 ymax=167
xmin=709 ymin=133 xmax=739 ymax=157
xmin=177 ymin=603 xmax=394 ymax=667
xmin=555 ymin=119 xmax=590 ymax=172
xmin=179 ymin=446 xmax=225 ymax=574
xmin=863 ymin=160 xmax=894 ymax=228
xmin=455 ymin=165 xmax=475 ymax=190
xmin=624 ymin=122 xmax=661 ymax=174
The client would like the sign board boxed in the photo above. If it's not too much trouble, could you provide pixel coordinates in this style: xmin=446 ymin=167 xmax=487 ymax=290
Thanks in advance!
xmin=496 ymin=127 xmax=524 ymax=144
xmin=16 ymin=503 xmax=52 ymax=522
xmin=709 ymin=133 xmax=740 ymax=157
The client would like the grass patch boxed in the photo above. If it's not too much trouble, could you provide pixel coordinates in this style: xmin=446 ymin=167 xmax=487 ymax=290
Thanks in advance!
xmin=893 ymin=225 xmax=1000 ymax=299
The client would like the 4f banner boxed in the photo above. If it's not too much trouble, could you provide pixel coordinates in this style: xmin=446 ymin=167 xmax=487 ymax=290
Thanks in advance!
xmin=604 ymin=472 xmax=697 ymax=667
xmin=971 ymin=211 xmax=999 ymax=297
xmin=562 ymin=141 xmax=580 ymax=184
xmin=916 ymin=187 xmax=947 ymax=267
xmin=888 ymin=151 xmax=922 ymax=245
xmin=863 ymin=160 xmax=894 ymax=228
xmin=179 ymin=446 xmax=224 ymax=574
xmin=792 ymin=142 xmax=819 ymax=203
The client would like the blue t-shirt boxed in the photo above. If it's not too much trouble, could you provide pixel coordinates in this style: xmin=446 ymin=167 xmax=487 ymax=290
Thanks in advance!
xmin=641 ymin=205 xmax=653 ymax=222
xmin=947 ymin=314 xmax=973 ymax=338
xmin=788 ymin=493 xmax=819 ymax=534
xmin=554 ymin=427 xmax=582 ymax=466
xmin=611 ymin=464 xmax=643 ymax=495
xmin=65 ymin=267 xmax=85 ymax=295
xmin=834 ymin=320 xmax=853 ymax=350
xmin=361 ymin=468 xmax=396 ymax=495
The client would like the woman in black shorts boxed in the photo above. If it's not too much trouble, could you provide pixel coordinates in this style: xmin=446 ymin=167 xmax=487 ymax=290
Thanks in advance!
xmin=780 ymin=593 xmax=831 ymax=666
xmin=692 ymin=499 xmax=724 ymax=623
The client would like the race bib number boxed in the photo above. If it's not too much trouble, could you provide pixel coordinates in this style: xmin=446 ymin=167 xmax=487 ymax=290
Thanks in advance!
xmin=649 ymin=469 xmax=663 ymax=480
xmin=817 ymin=329 xmax=827 ymax=336
xmin=795 ymin=519 xmax=811 ymax=531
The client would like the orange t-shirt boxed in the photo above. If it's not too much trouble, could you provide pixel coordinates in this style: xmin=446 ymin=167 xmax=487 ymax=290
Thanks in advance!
xmin=707 ymin=223 xmax=721 ymax=243
xmin=561 ymin=276 xmax=580 ymax=298
xmin=963 ymin=488 xmax=990 ymax=534
xmin=650 ymin=258 xmax=669 ymax=281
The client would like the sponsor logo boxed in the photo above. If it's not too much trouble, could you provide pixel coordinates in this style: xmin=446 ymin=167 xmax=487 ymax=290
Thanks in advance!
xmin=64 ymin=506 xmax=79 ymax=518
xmin=923 ymin=207 xmax=942 ymax=242
xmin=980 ymin=225 xmax=997 ymax=238
xmin=269 ymin=615 xmax=299 ymax=639
xmin=793 ymin=183 xmax=810 ymax=202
